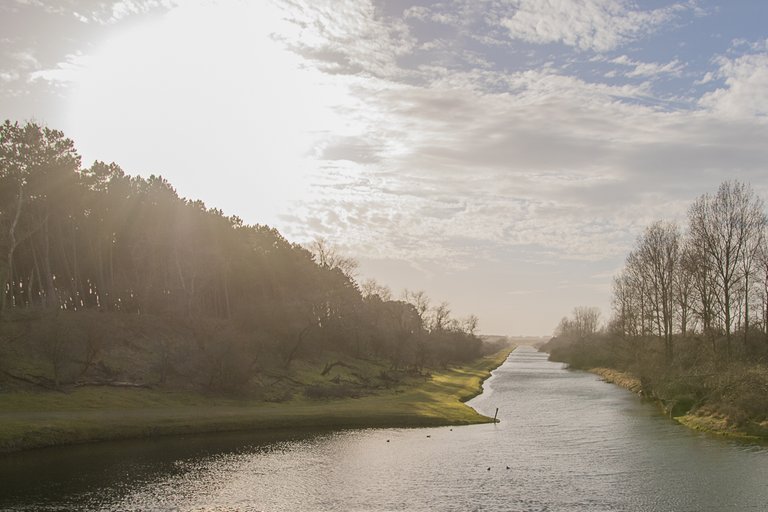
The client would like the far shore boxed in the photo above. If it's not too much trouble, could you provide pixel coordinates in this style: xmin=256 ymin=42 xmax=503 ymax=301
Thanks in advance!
xmin=589 ymin=367 xmax=768 ymax=442
xmin=0 ymin=348 xmax=512 ymax=454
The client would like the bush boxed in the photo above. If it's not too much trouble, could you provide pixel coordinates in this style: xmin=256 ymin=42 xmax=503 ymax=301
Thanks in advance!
xmin=303 ymin=384 xmax=361 ymax=400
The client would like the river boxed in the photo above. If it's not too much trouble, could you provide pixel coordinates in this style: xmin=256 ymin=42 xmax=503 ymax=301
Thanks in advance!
xmin=1 ymin=346 xmax=766 ymax=511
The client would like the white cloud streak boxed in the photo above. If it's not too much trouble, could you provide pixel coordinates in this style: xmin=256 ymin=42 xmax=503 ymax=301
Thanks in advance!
xmin=500 ymin=0 xmax=688 ymax=52
xmin=611 ymin=55 xmax=685 ymax=78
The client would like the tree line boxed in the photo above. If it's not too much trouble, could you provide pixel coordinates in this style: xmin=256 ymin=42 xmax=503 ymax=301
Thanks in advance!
xmin=0 ymin=120 xmax=485 ymax=390
xmin=611 ymin=180 xmax=767 ymax=364
xmin=545 ymin=181 xmax=768 ymax=427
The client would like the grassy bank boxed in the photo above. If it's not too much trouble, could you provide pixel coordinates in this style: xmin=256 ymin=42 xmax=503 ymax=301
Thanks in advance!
xmin=589 ymin=366 xmax=768 ymax=442
xmin=0 ymin=348 xmax=512 ymax=453
xmin=591 ymin=368 xmax=643 ymax=394
xmin=675 ymin=413 xmax=768 ymax=442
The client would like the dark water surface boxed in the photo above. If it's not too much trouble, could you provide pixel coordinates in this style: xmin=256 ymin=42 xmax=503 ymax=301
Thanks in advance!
xmin=1 ymin=346 xmax=766 ymax=511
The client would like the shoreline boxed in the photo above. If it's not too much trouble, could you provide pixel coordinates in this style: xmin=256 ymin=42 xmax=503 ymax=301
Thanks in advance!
xmin=588 ymin=367 xmax=768 ymax=443
xmin=459 ymin=350 xmax=510 ymax=404
xmin=0 ymin=348 xmax=513 ymax=454
xmin=590 ymin=367 xmax=643 ymax=395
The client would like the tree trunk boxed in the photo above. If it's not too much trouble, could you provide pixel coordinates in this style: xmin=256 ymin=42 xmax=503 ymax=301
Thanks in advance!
xmin=42 ymin=215 xmax=57 ymax=309
xmin=744 ymin=273 xmax=750 ymax=345
xmin=1 ymin=182 xmax=24 ymax=316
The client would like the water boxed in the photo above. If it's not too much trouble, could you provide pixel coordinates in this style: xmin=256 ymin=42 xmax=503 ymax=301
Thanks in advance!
xmin=1 ymin=346 xmax=766 ymax=511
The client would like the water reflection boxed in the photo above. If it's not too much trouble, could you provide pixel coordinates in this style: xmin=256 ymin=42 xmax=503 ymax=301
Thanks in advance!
xmin=1 ymin=346 xmax=766 ymax=511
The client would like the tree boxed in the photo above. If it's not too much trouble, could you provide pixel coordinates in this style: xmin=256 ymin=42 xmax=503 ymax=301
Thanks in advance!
xmin=688 ymin=181 xmax=766 ymax=359
xmin=309 ymin=238 xmax=358 ymax=278
xmin=0 ymin=118 xmax=489 ymax=391
xmin=360 ymin=278 xmax=392 ymax=301
xmin=430 ymin=301 xmax=451 ymax=332
xmin=556 ymin=306 xmax=601 ymax=340
xmin=402 ymin=289 xmax=430 ymax=322
xmin=0 ymin=121 xmax=81 ymax=314
xmin=635 ymin=221 xmax=680 ymax=362
xmin=674 ymin=241 xmax=695 ymax=337
xmin=463 ymin=314 xmax=479 ymax=336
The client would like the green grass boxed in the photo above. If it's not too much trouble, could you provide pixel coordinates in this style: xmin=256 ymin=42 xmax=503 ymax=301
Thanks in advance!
xmin=0 ymin=348 xmax=512 ymax=453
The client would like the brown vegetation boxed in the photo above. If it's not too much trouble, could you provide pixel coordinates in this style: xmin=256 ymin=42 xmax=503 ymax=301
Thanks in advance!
xmin=545 ymin=181 xmax=768 ymax=439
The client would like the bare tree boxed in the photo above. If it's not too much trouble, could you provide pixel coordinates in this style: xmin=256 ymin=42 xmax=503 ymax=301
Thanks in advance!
xmin=675 ymin=242 xmax=696 ymax=337
xmin=621 ymin=251 xmax=652 ymax=337
xmin=757 ymin=234 xmax=768 ymax=338
xmin=688 ymin=181 xmax=766 ymax=359
xmin=739 ymin=206 xmax=766 ymax=342
xmin=635 ymin=221 xmax=680 ymax=361
xmin=402 ymin=289 xmax=430 ymax=323
xmin=463 ymin=314 xmax=479 ymax=336
xmin=430 ymin=301 xmax=451 ymax=332
xmin=309 ymin=238 xmax=359 ymax=278
xmin=360 ymin=278 xmax=392 ymax=301
xmin=557 ymin=306 xmax=601 ymax=339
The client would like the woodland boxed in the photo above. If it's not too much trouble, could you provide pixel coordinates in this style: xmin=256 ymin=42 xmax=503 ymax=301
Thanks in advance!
xmin=0 ymin=120 xmax=493 ymax=397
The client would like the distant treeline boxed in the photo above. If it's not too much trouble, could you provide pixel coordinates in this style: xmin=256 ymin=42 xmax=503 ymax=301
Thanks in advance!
xmin=0 ymin=120 xmax=487 ymax=391
xmin=545 ymin=181 xmax=768 ymax=428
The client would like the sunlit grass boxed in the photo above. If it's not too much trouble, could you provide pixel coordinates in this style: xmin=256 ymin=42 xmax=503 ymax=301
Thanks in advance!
xmin=589 ymin=367 xmax=768 ymax=442
xmin=0 ymin=348 xmax=512 ymax=452
xmin=675 ymin=413 xmax=768 ymax=442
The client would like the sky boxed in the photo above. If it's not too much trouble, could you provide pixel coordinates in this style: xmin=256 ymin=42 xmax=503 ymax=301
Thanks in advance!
xmin=2 ymin=0 xmax=768 ymax=336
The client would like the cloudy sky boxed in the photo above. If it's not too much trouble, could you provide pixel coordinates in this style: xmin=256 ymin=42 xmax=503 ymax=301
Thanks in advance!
xmin=2 ymin=0 xmax=768 ymax=335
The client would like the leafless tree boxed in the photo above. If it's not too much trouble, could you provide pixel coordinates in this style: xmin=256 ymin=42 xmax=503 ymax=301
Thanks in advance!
xmin=688 ymin=181 xmax=766 ymax=359
xmin=557 ymin=306 xmax=601 ymax=339
xmin=635 ymin=221 xmax=680 ymax=361
xmin=675 ymin=241 xmax=696 ymax=337
xmin=402 ymin=289 xmax=430 ymax=323
xmin=430 ymin=301 xmax=451 ymax=332
xmin=463 ymin=314 xmax=479 ymax=336
xmin=360 ymin=278 xmax=392 ymax=301
xmin=309 ymin=238 xmax=359 ymax=278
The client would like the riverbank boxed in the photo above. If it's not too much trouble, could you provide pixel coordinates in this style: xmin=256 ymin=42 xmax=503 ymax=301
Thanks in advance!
xmin=0 ymin=348 xmax=512 ymax=453
xmin=589 ymin=367 xmax=768 ymax=442
xmin=591 ymin=368 xmax=643 ymax=394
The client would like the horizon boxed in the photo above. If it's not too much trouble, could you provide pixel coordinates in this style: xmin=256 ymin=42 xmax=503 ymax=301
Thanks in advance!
xmin=3 ymin=0 xmax=768 ymax=336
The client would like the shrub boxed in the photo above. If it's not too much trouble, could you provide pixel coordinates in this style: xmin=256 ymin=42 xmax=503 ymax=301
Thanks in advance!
xmin=303 ymin=384 xmax=361 ymax=400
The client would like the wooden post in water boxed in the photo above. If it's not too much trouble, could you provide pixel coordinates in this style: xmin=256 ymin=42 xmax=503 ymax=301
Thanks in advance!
xmin=493 ymin=407 xmax=499 ymax=422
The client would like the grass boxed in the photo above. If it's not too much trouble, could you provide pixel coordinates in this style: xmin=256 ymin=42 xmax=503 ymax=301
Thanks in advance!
xmin=590 ymin=367 xmax=643 ymax=394
xmin=589 ymin=367 xmax=768 ymax=442
xmin=675 ymin=413 xmax=768 ymax=442
xmin=0 ymin=348 xmax=512 ymax=453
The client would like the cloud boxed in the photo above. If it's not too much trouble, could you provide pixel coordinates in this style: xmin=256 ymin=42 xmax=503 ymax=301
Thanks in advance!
xmin=101 ymin=0 xmax=178 ymax=23
xmin=0 ymin=71 xmax=20 ymax=82
xmin=0 ymin=50 xmax=40 ymax=93
xmin=499 ymin=0 xmax=688 ymax=52
xmin=700 ymin=48 xmax=768 ymax=118
xmin=276 ymin=49 xmax=768 ymax=269
xmin=21 ymin=0 xmax=766 ymax=270
xmin=29 ymin=52 xmax=90 ymax=84
xmin=4 ymin=0 xmax=174 ymax=20
xmin=7 ymin=0 xmax=768 ymax=334
xmin=611 ymin=55 xmax=685 ymax=78
xmin=277 ymin=0 xmax=416 ymax=78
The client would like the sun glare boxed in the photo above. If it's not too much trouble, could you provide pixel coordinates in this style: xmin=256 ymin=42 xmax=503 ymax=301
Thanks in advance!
xmin=67 ymin=0 xmax=354 ymax=224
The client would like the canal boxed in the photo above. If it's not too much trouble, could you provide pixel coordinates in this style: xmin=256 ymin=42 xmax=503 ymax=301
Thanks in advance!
xmin=1 ymin=346 xmax=766 ymax=511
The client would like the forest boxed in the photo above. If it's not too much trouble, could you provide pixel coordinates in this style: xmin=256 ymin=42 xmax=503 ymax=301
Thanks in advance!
xmin=0 ymin=120 xmax=492 ymax=396
xmin=545 ymin=181 xmax=768 ymax=434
